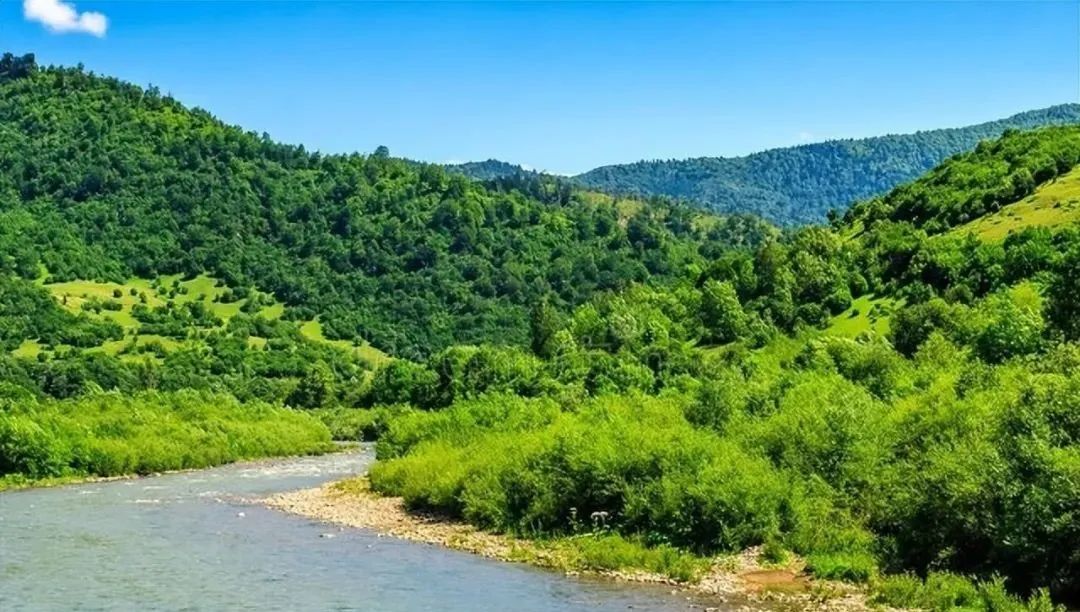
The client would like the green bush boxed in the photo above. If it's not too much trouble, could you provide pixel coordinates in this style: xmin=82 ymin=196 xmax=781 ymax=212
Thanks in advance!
xmin=365 ymin=341 xmax=1080 ymax=606
xmin=0 ymin=413 xmax=71 ymax=477
xmin=371 ymin=394 xmax=813 ymax=555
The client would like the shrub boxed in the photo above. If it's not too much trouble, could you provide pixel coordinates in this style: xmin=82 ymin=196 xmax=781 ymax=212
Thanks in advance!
xmin=372 ymin=395 xmax=815 ymax=556
xmin=314 ymin=406 xmax=399 ymax=441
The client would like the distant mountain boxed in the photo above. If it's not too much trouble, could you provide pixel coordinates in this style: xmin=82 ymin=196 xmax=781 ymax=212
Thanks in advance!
xmin=574 ymin=104 xmax=1080 ymax=225
xmin=448 ymin=105 xmax=1080 ymax=226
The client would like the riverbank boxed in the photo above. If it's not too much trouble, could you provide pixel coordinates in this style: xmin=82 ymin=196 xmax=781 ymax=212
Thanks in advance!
xmin=266 ymin=477 xmax=873 ymax=611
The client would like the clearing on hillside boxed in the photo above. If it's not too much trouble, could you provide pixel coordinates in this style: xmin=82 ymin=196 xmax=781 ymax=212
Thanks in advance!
xmin=950 ymin=165 xmax=1080 ymax=241
xmin=826 ymin=294 xmax=900 ymax=338
xmin=21 ymin=274 xmax=388 ymax=364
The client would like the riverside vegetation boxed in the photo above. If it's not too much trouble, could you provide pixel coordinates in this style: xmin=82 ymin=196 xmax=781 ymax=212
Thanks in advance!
xmin=1 ymin=53 xmax=1078 ymax=610
xmin=0 ymin=388 xmax=333 ymax=490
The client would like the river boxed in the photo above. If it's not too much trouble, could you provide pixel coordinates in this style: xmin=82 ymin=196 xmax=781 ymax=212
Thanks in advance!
xmin=0 ymin=449 xmax=732 ymax=611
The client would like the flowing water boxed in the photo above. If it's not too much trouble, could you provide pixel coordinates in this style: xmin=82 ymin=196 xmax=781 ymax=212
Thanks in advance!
xmin=0 ymin=449 xmax=733 ymax=611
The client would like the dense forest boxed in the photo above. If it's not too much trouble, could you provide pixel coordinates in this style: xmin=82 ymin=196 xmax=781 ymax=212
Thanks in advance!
xmin=571 ymin=104 xmax=1080 ymax=225
xmin=2 ymin=52 xmax=1080 ymax=610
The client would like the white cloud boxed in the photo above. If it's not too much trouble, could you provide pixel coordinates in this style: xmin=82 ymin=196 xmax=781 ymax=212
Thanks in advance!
xmin=797 ymin=131 xmax=815 ymax=142
xmin=24 ymin=0 xmax=107 ymax=37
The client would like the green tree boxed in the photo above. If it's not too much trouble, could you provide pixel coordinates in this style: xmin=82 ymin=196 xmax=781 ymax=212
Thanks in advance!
xmin=529 ymin=297 xmax=561 ymax=358
xmin=974 ymin=289 xmax=1045 ymax=363
xmin=287 ymin=361 xmax=335 ymax=409
xmin=1046 ymin=247 xmax=1080 ymax=341
xmin=700 ymin=280 xmax=747 ymax=344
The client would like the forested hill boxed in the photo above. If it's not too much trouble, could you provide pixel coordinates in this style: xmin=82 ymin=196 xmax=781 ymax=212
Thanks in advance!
xmin=444 ymin=159 xmax=538 ymax=181
xmin=573 ymin=104 xmax=1080 ymax=226
xmin=0 ymin=54 xmax=774 ymax=359
xmin=846 ymin=124 xmax=1080 ymax=233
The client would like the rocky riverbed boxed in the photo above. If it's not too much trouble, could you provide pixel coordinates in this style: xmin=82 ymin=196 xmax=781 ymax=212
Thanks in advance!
xmin=266 ymin=477 xmax=877 ymax=612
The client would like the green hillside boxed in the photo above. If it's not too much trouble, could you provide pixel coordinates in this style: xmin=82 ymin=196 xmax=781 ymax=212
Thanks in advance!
xmin=22 ymin=272 xmax=389 ymax=365
xmin=0 ymin=55 xmax=772 ymax=360
xmin=846 ymin=124 xmax=1080 ymax=233
xmin=569 ymin=104 xmax=1080 ymax=226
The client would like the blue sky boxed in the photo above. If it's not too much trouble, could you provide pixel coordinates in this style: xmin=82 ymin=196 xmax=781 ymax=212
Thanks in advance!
xmin=6 ymin=1 xmax=1079 ymax=174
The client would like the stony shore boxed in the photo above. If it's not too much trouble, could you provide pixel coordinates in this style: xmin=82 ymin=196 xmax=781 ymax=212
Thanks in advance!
xmin=265 ymin=478 xmax=876 ymax=611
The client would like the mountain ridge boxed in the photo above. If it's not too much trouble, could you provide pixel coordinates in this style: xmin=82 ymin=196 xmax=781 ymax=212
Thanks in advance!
xmin=449 ymin=104 xmax=1080 ymax=226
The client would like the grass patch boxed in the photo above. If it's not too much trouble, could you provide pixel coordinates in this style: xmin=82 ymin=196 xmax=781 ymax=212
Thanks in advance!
xmin=540 ymin=534 xmax=708 ymax=583
xmin=22 ymin=273 xmax=388 ymax=365
xmin=826 ymin=294 xmax=900 ymax=338
xmin=300 ymin=318 xmax=390 ymax=366
xmin=11 ymin=339 xmax=42 ymax=359
xmin=259 ymin=302 xmax=285 ymax=320
xmin=0 ymin=471 xmax=97 ymax=493
xmin=805 ymin=551 xmax=877 ymax=583
xmin=45 ymin=274 xmax=274 ymax=333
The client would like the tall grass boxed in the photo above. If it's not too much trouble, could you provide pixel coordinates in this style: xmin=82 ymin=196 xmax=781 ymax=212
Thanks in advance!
xmin=874 ymin=573 xmax=1059 ymax=612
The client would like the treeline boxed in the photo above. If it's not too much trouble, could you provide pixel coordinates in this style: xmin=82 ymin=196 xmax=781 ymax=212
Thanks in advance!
xmin=444 ymin=159 xmax=539 ymax=181
xmin=0 ymin=54 xmax=773 ymax=359
xmin=575 ymin=104 xmax=1080 ymax=225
